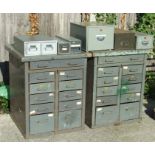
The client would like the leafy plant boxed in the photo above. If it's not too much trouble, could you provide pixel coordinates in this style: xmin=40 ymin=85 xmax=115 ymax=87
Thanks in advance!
xmin=0 ymin=82 xmax=9 ymax=113
xmin=94 ymin=13 xmax=117 ymax=24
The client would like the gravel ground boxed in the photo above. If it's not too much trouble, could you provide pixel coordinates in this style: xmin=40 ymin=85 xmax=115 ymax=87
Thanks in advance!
xmin=0 ymin=99 xmax=155 ymax=142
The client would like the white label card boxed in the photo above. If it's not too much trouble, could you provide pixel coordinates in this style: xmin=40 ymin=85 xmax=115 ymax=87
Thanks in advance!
xmin=97 ymin=108 xmax=103 ymax=112
xmin=123 ymin=66 xmax=128 ymax=69
xmin=49 ymin=93 xmax=54 ymax=96
xmin=76 ymin=101 xmax=82 ymax=105
xmin=49 ymin=72 xmax=54 ymax=75
xmin=76 ymin=90 xmax=82 ymax=94
xmin=60 ymin=72 xmax=65 ymax=75
xmin=113 ymin=77 xmax=118 ymax=80
xmin=136 ymin=93 xmax=141 ymax=96
xmin=48 ymin=114 xmax=54 ymax=117
xmin=98 ymin=68 xmax=104 ymax=71
xmin=30 ymin=110 xmax=36 ymax=115
xmin=97 ymin=99 xmax=101 ymax=103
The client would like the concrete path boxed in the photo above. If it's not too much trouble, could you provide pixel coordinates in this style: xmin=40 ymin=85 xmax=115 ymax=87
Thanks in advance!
xmin=0 ymin=100 xmax=155 ymax=142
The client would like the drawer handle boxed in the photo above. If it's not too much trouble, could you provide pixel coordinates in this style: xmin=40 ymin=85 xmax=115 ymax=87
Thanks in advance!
xmin=36 ymin=99 xmax=47 ymax=102
xmin=36 ymin=108 xmax=49 ymax=113
xmin=66 ymin=84 xmax=75 ymax=88
xmin=65 ymin=94 xmax=75 ymax=98
xmin=130 ymin=58 xmax=139 ymax=61
xmin=104 ymin=81 xmax=113 ymax=84
xmin=129 ymin=69 xmax=138 ymax=72
xmin=105 ymin=59 xmax=114 ymax=62
xmin=36 ymin=119 xmax=49 ymax=124
xmin=104 ymin=72 xmax=112 ymax=74
xmin=67 ymin=63 xmax=79 ymax=66
xmin=141 ymin=40 xmax=149 ymax=45
xmin=37 ymin=88 xmax=47 ymax=91
xmin=37 ymin=64 xmax=49 ymax=68
xmin=37 ymin=77 xmax=48 ymax=80
xmin=96 ymin=34 xmax=106 ymax=41
xmin=29 ymin=46 xmax=37 ymax=51
xmin=64 ymin=105 xmax=72 ymax=109
xmin=128 ymin=77 xmax=137 ymax=81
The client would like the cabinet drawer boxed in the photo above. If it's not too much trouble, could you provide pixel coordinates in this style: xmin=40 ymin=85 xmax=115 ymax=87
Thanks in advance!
xmin=59 ymin=100 xmax=82 ymax=111
xmin=121 ymin=74 xmax=143 ymax=85
xmin=96 ymin=96 xmax=117 ymax=106
xmin=120 ymin=102 xmax=140 ymax=121
xmin=59 ymin=69 xmax=83 ymax=81
xmin=123 ymin=55 xmax=145 ymax=63
xmin=30 ymin=58 xmax=85 ymax=70
xmin=97 ymin=76 xmax=118 ymax=87
xmin=30 ymin=113 xmax=54 ymax=134
xmin=59 ymin=80 xmax=82 ymax=91
xmin=122 ymin=65 xmax=143 ymax=75
xmin=30 ymin=103 xmax=54 ymax=115
xmin=97 ymin=67 xmax=119 ymax=77
xmin=97 ymin=86 xmax=118 ymax=96
xmin=120 ymin=93 xmax=141 ymax=103
xmin=30 ymin=82 xmax=54 ymax=94
xmin=98 ymin=56 xmax=121 ymax=64
xmin=29 ymin=71 xmax=55 ymax=83
xmin=30 ymin=93 xmax=54 ymax=104
xmin=121 ymin=84 xmax=141 ymax=94
xmin=59 ymin=90 xmax=82 ymax=101
xmin=58 ymin=109 xmax=81 ymax=130
xmin=95 ymin=106 xmax=119 ymax=125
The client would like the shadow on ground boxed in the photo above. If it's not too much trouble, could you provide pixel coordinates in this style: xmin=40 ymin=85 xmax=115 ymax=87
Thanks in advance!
xmin=144 ymin=97 xmax=155 ymax=120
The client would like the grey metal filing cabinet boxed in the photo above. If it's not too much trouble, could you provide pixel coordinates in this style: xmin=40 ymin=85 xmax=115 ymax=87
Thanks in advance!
xmin=6 ymin=45 xmax=89 ymax=138
xmin=86 ymin=50 xmax=149 ymax=128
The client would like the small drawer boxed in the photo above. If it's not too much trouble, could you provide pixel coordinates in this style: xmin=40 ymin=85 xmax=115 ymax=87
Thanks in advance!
xmin=30 ymin=113 xmax=54 ymax=134
xmin=29 ymin=71 xmax=55 ymax=83
xmin=59 ymin=100 xmax=82 ymax=111
xmin=95 ymin=106 xmax=119 ymax=125
xmin=59 ymin=69 xmax=83 ymax=81
xmin=97 ymin=86 xmax=118 ymax=97
xmin=124 ymin=55 xmax=145 ymax=63
xmin=30 ymin=103 xmax=54 ymax=115
xmin=59 ymin=90 xmax=82 ymax=101
xmin=98 ymin=56 xmax=120 ymax=64
xmin=58 ymin=109 xmax=82 ymax=130
xmin=120 ymin=84 xmax=141 ymax=94
xmin=30 ymin=93 xmax=54 ymax=104
xmin=121 ymin=74 xmax=143 ymax=85
xmin=30 ymin=82 xmax=54 ymax=94
xmin=97 ymin=76 xmax=118 ymax=87
xmin=120 ymin=93 xmax=141 ymax=103
xmin=120 ymin=102 xmax=140 ymax=121
xmin=30 ymin=58 xmax=85 ymax=70
xmin=96 ymin=96 xmax=117 ymax=106
xmin=25 ymin=43 xmax=41 ymax=56
xmin=97 ymin=67 xmax=119 ymax=77
xmin=122 ymin=65 xmax=143 ymax=75
xmin=59 ymin=80 xmax=82 ymax=91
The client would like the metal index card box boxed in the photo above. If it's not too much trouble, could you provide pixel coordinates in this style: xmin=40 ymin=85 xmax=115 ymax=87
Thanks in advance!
xmin=70 ymin=22 xmax=114 ymax=51
xmin=135 ymin=32 xmax=154 ymax=50
xmin=56 ymin=35 xmax=82 ymax=53
xmin=114 ymin=29 xmax=136 ymax=50
xmin=14 ymin=35 xmax=57 ymax=56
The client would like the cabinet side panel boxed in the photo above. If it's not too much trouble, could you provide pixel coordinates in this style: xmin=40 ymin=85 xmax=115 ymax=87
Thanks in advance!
xmin=85 ymin=57 xmax=94 ymax=127
xmin=9 ymin=52 xmax=26 ymax=136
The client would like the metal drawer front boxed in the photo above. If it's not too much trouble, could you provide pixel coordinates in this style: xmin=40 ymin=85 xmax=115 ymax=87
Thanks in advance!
xmin=96 ymin=96 xmax=117 ymax=106
xmin=30 ymin=58 xmax=85 ymax=70
xmin=97 ymin=76 xmax=118 ymax=87
xmin=30 ymin=103 xmax=54 ymax=115
xmin=29 ymin=72 xmax=55 ymax=83
xmin=120 ymin=93 xmax=141 ymax=103
xmin=95 ymin=106 xmax=119 ymax=125
xmin=121 ymin=84 xmax=141 ymax=94
xmin=30 ymin=83 xmax=54 ymax=94
xmin=124 ymin=55 xmax=145 ymax=63
xmin=59 ymin=100 xmax=82 ymax=111
xmin=41 ymin=42 xmax=57 ymax=55
xmin=87 ymin=26 xmax=114 ymax=51
xmin=58 ymin=109 xmax=81 ymax=130
xmin=120 ymin=102 xmax=139 ymax=121
xmin=30 ymin=113 xmax=54 ymax=134
xmin=59 ymin=80 xmax=82 ymax=91
xmin=30 ymin=93 xmax=54 ymax=104
xmin=59 ymin=69 xmax=83 ymax=81
xmin=59 ymin=90 xmax=82 ymax=101
xmin=97 ymin=67 xmax=119 ymax=77
xmin=121 ymin=74 xmax=143 ymax=85
xmin=98 ymin=56 xmax=121 ymax=65
xmin=97 ymin=86 xmax=118 ymax=96
xmin=122 ymin=65 xmax=143 ymax=75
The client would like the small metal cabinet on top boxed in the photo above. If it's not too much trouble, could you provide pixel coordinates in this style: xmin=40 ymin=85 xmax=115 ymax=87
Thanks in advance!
xmin=6 ymin=45 xmax=89 ymax=138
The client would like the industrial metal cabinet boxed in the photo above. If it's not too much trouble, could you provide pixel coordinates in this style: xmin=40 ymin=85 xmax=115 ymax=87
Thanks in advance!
xmin=86 ymin=50 xmax=149 ymax=128
xmin=6 ymin=45 xmax=88 ymax=138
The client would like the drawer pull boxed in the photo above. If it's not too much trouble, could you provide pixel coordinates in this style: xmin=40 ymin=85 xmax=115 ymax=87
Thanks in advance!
xmin=36 ymin=119 xmax=49 ymax=124
xmin=130 ymin=58 xmax=139 ymax=61
xmin=104 ymin=81 xmax=113 ymax=84
xmin=66 ymin=84 xmax=75 ymax=88
xmin=37 ymin=64 xmax=49 ymax=68
xmin=67 ymin=63 xmax=79 ymax=66
xmin=128 ymin=77 xmax=137 ymax=81
xmin=129 ymin=69 xmax=138 ymax=72
xmin=36 ymin=99 xmax=46 ymax=102
xmin=104 ymin=72 xmax=112 ymax=74
xmin=105 ymin=59 xmax=114 ymax=63
xmin=142 ymin=40 xmax=149 ymax=45
xmin=96 ymin=34 xmax=106 ymax=41
xmin=65 ymin=94 xmax=75 ymax=98
xmin=37 ymin=77 xmax=48 ymax=80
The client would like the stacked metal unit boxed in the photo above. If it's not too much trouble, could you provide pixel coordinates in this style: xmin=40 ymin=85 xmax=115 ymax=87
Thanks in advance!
xmin=70 ymin=22 xmax=153 ymax=128
xmin=6 ymin=34 xmax=87 ymax=138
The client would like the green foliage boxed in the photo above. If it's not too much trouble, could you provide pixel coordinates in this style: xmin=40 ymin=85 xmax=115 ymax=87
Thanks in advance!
xmin=95 ymin=13 xmax=117 ymax=24
xmin=0 ymin=82 xmax=9 ymax=113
